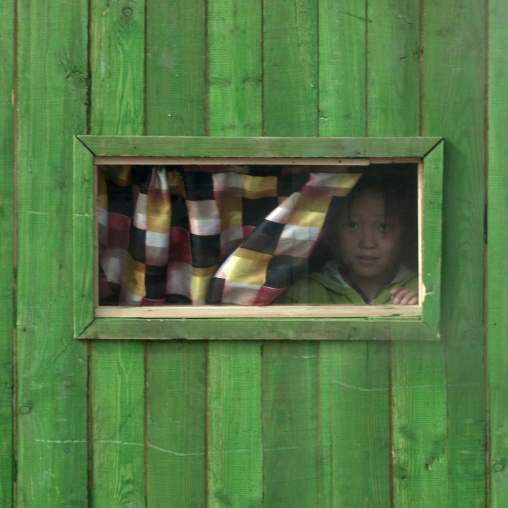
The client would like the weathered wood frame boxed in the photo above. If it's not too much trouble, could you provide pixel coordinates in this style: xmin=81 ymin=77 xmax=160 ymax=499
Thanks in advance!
xmin=74 ymin=136 xmax=443 ymax=340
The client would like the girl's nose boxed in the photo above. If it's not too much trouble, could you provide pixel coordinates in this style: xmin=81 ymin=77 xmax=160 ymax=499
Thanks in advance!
xmin=359 ymin=228 xmax=377 ymax=248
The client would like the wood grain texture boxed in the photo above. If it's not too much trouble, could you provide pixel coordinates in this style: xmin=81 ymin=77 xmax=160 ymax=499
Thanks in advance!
xmin=89 ymin=1 xmax=147 ymax=506
xmin=391 ymin=342 xmax=448 ymax=508
xmin=81 ymin=316 xmax=436 ymax=341
xmin=90 ymin=0 xmax=145 ymax=135
xmin=145 ymin=342 xmax=206 ymax=507
xmin=208 ymin=0 xmax=262 ymax=136
xmin=73 ymin=140 xmax=95 ymax=336
xmin=420 ymin=142 xmax=443 ymax=333
xmin=207 ymin=342 xmax=263 ymax=507
xmin=318 ymin=0 xmax=366 ymax=137
xmin=144 ymin=1 xmax=207 ymax=506
xmin=319 ymin=342 xmax=391 ymax=506
xmin=0 ymin=0 xmax=14 ymax=504
xmin=487 ymin=0 xmax=508 ymax=504
xmin=263 ymin=0 xmax=318 ymax=136
xmin=146 ymin=0 xmax=206 ymax=136
xmin=91 ymin=341 xmax=146 ymax=506
xmin=15 ymin=1 xmax=90 ymax=505
xmin=423 ymin=1 xmax=487 ymax=506
xmin=95 ymin=303 xmax=422 ymax=318
xmin=263 ymin=342 xmax=319 ymax=507
xmin=207 ymin=2 xmax=264 ymax=505
xmin=367 ymin=0 xmax=420 ymax=136
xmin=79 ymin=134 xmax=442 ymax=158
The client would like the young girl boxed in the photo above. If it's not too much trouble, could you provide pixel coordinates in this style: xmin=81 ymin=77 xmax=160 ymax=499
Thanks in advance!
xmin=281 ymin=174 xmax=418 ymax=305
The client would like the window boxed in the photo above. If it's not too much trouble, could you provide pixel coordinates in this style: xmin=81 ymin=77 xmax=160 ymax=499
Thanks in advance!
xmin=74 ymin=136 xmax=443 ymax=340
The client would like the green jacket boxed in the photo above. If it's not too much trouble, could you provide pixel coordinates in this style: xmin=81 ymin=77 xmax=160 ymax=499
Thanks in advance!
xmin=281 ymin=262 xmax=418 ymax=305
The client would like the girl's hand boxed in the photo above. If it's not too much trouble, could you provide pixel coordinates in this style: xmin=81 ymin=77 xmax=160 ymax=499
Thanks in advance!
xmin=390 ymin=287 xmax=418 ymax=305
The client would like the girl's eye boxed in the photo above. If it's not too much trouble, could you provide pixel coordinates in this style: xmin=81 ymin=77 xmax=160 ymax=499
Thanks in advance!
xmin=380 ymin=223 xmax=392 ymax=231
xmin=348 ymin=221 xmax=359 ymax=229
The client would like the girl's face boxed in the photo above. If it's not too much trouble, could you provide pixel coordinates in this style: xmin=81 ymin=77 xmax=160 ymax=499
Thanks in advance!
xmin=336 ymin=188 xmax=405 ymax=298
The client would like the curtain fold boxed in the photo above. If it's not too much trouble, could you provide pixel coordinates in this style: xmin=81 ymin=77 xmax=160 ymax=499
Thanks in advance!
xmin=98 ymin=165 xmax=360 ymax=306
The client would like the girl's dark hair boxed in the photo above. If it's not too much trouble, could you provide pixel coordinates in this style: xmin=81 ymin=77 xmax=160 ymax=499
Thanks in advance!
xmin=343 ymin=166 xmax=416 ymax=223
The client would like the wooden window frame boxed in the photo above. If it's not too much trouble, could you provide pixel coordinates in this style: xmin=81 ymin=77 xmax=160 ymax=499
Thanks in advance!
xmin=73 ymin=136 xmax=443 ymax=340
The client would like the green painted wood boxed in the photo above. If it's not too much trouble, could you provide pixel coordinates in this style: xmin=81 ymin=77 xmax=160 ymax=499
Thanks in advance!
xmin=146 ymin=0 xmax=206 ymax=136
xmin=367 ymin=0 xmax=420 ymax=136
xmin=90 ymin=341 xmax=146 ymax=506
xmin=90 ymin=0 xmax=145 ymax=135
xmin=423 ymin=1 xmax=487 ymax=506
xmin=89 ymin=1 xmax=147 ymax=506
xmin=262 ymin=1 xmax=319 ymax=504
xmin=487 ymin=0 xmax=508 ymax=504
xmin=144 ymin=1 xmax=207 ymax=506
xmin=391 ymin=342 xmax=448 ymax=508
xmin=208 ymin=0 xmax=262 ymax=137
xmin=79 ymin=134 xmax=442 ymax=158
xmin=421 ymin=141 xmax=443 ymax=334
xmin=263 ymin=0 xmax=318 ymax=137
xmin=0 ymin=0 xmax=14 ymax=504
xmin=207 ymin=342 xmax=263 ymax=507
xmin=263 ymin=342 xmax=319 ymax=506
xmin=15 ymin=1 xmax=90 ymax=505
xmin=73 ymin=139 xmax=95 ymax=336
xmin=318 ymin=0 xmax=366 ymax=137
xmin=145 ymin=342 xmax=206 ymax=507
xmin=319 ymin=342 xmax=391 ymax=506
xmin=206 ymin=1 xmax=263 ymax=506
xmin=80 ymin=316 xmax=437 ymax=341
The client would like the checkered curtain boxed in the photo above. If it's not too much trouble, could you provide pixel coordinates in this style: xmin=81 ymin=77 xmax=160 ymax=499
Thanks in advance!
xmin=98 ymin=165 xmax=360 ymax=306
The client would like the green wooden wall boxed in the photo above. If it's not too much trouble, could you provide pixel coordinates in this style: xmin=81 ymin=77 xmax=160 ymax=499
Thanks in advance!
xmin=1 ymin=0 xmax=503 ymax=506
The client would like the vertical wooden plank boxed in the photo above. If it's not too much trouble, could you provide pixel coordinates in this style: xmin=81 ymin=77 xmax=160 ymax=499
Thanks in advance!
xmin=146 ymin=0 xmax=206 ymax=135
xmin=367 ymin=1 xmax=449 ymax=507
xmin=391 ymin=342 xmax=448 ymax=507
xmin=263 ymin=0 xmax=318 ymax=137
xmin=73 ymin=139 xmax=95 ymax=337
xmin=423 ymin=1 xmax=487 ymax=507
xmin=144 ymin=1 xmax=207 ymax=507
xmin=0 ymin=0 xmax=14 ymax=504
xmin=208 ymin=342 xmax=263 ymax=507
xmin=318 ymin=0 xmax=366 ymax=137
xmin=367 ymin=0 xmax=420 ymax=136
xmin=317 ymin=2 xmax=391 ymax=506
xmin=207 ymin=1 xmax=263 ymax=506
xmin=487 ymin=0 xmax=508 ymax=505
xmin=89 ymin=1 xmax=146 ymax=506
xmin=16 ymin=1 xmax=89 ymax=505
xmin=421 ymin=142 xmax=444 ymax=332
xmin=146 ymin=342 xmax=206 ymax=507
xmin=208 ymin=0 xmax=263 ymax=137
xmin=262 ymin=1 xmax=319 ymax=505
xmin=90 ymin=0 xmax=145 ymax=136
xmin=319 ymin=342 xmax=391 ymax=507
xmin=263 ymin=342 xmax=318 ymax=506
xmin=91 ymin=342 xmax=146 ymax=506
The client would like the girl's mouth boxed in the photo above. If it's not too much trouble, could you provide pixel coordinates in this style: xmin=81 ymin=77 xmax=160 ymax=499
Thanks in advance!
xmin=357 ymin=256 xmax=379 ymax=265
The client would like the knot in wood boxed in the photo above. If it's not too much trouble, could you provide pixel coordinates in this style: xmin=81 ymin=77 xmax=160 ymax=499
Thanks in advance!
xmin=122 ymin=6 xmax=133 ymax=17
